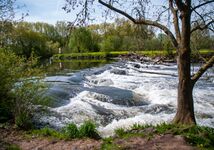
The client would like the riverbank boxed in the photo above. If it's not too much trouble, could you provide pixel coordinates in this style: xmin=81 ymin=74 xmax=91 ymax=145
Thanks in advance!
xmin=1 ymin=123 xmax=213 ymax=150
xmin=53 ymin=49 xmax=213 ymax=61
xmin=1 ymin=51 xmax=213 ymax=150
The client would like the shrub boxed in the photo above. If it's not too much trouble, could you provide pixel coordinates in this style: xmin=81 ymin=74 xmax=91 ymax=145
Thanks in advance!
xmin=0 ymin=49 xmax=47 ymax=129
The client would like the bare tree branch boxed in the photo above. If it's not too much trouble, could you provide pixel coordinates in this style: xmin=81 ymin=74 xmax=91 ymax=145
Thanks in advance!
xmin=191 ymin=0 xmax=214 ymax=12
xmin=191 ymin=56 xmax=214 ymax=84
xmin=98 ymin=0 xmax=178 ymax=48
xmin=191 ymin=20 xmax=214 ymax=33
xmin=169 ymin=0 xmax=181 ymax=44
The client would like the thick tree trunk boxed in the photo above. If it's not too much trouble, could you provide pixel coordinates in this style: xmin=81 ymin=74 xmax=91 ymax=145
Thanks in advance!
xmin=173 ymin=6 xmax=196 ymax=125
xmin=173 ymin=49 xmax=196 ymax=124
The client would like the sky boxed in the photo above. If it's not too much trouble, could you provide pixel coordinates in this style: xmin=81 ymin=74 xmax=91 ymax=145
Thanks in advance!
xmin=15 ymin=0 xmax=164 ymax=26
xmin=15 ymin=0 xmax=75 ymax=25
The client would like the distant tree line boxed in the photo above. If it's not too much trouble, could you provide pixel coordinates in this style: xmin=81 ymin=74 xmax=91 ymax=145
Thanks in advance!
xmin=1 ymin=21 xmax=69 ymax=58
xmin=1 ymin=18 xmax=213 ymax=59
xmin=66 ymin=18 xmax=214 ymax=55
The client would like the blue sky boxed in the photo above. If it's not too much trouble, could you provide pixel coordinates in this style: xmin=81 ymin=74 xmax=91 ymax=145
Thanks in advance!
xmin=16 ymin=0 xmax=74 ymax=25
xmin=15 ymin=0 xmax=164 ymax=26
xmin=15 ymin=0 xmax=109 ymax=25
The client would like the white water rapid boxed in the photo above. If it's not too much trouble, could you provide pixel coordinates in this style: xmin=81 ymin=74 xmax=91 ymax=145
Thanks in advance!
xmin=35 ymin=61 xmax=214 ymax=137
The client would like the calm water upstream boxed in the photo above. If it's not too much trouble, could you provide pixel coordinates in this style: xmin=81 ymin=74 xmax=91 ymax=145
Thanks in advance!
xmin=35 ymin=60 xmax=214 ymax=137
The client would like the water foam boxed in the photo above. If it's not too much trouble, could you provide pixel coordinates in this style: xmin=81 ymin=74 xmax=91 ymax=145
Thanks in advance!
xmin=39 ymin=61 xmax=214 ymax=137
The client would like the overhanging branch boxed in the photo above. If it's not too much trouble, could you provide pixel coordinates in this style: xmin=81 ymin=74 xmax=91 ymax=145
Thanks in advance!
xmin=98 ymin=0 xmax=178 ymax=48
xmin=191 ymin=20 xmax=214 ymax=33
xmin=191 ymin=56 xmax=214 ymax=84
xmin=191 ymin=0 xmax=214 ymax=12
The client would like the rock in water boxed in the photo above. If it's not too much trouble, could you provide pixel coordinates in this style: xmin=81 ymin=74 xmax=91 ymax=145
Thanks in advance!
xmin=110 ymin=69 xmax=126 ymax=75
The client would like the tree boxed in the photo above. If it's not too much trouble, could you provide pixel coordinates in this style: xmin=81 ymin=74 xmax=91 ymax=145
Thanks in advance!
xmin=69 ymin=27 xmax=99 ymax=53
xmin=0 ymin=0 xmax=27 ymax=48
xmin=55 ymin=21 xmax=70 ymax=47
xmin=0 ymin=0 xmax=15 ymax=48
xmin=64 ymin=0 xmax=214 ymax=125
xmin=10 ymin=23 xmax=60 ymax=58
xmin=191 ymin=27 xmax=213 ymax=50
xmin=101 ymin=35 xmax=123 ymax=51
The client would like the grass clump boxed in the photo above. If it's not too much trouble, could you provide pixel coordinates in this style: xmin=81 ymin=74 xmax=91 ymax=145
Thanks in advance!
xmin=30 ymin=127 xmax=64 ymax=139
xmin=114 ymin=128 xmax=126 ymax=137
xmin=101 ymin=137 xmax=121 ymax=150
xmin=30 ymin=120 xmax=100 ymax=140
xmin=78 ymin=120 xmax=100 ymax=139
xmin=63 ymin=123 xmax=79 ymax=138
xmin=6 ymin=144 xmax=21 ymax=150
xmin=115 ymin=123 xmax=214 ymax=149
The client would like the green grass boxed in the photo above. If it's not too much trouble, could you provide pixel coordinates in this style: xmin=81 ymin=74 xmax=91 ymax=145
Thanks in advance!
xmin=112 ymin=123 xmax=214 ymax=149
xmin=29 ymin=121 xmax=100 ymax=140
xmin=78 ymin=120 xmax=100 ymax=139
xmin=20 ymin=122 xmax=214 ymax=149
xmin=101 ymin=137 xmax=121 ymax=150
xmin=6 ymin=144 xmax=21 ymax=150
xmin=0 ymin=140 xmax=21 ymax=150
xmin=53 ymin=49 xmax=213 ymax=60
xmin=30 ymin=127 xmax=64 ymax=139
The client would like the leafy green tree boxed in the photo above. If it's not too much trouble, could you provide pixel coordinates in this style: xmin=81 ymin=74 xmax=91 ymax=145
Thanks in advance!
xmin=55 ymin=21 xmax=70 ymax=47
xmin=68 ymin=27 xmax=99 ymax=53
xmin=0 ymin=0 xmax=15 ymax=48
xmin=101 ymin=35 xmax=123 ymax=51
xmin=11 ymin=25 xmax=47 ymax=58
xmin=10 ymin=23 xmax=60 ymax=58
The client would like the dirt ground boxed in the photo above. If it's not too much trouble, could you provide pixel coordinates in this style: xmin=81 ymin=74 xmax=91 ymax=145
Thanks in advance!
xmin=0 ymin=127 xmax=197 ymax=150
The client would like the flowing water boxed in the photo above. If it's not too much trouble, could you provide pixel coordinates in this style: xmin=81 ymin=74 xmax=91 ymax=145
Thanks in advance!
xmin=35 ymin=60 xmax=214 ymax=137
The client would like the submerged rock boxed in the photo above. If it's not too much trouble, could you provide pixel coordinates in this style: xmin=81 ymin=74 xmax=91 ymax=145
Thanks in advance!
xmin=110 ymin=69 xmax=127 ymax=75
xmin=134 ymin=64 xmax=141 ymax=68
xmin=90 ymin=78 xmax=114 ymax=86
xmin=89 ymin=86 xmax=149 ymax=106
xmin=144 ymin=104 xmax=175 ymax=114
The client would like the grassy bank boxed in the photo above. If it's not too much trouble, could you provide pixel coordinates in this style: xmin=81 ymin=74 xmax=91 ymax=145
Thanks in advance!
xmin=102 ymin=123 xmax=214 ymax=150
xmin=53 ymin=49 xmax=213 ymax=60
xmin=1 ymin=122 xmax=214 ymax=149
xmin=25 ymin=123 xmax=214 ymax=149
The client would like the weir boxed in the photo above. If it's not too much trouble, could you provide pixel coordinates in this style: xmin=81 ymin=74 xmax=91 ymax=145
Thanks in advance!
xmin=34 ymin=61 xmax=214 ymax=137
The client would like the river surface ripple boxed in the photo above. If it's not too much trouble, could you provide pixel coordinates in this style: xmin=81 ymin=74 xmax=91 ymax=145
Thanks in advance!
xmin=35 ymin=61 xmax=214 ymax=137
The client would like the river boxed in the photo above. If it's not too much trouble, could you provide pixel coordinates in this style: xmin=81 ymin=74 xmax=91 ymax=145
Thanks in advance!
xmin=34 ymin=60 xmax=214 ymax=137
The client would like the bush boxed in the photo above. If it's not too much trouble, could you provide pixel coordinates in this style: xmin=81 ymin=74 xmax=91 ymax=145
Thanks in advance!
xmin=0 ymin=49 xmax=47 ymax=129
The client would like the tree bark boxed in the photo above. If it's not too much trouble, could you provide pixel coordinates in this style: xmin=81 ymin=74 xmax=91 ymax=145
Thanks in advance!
xmin=173 ymin=49 xmax=196 ymax=124
xmin=173 ymin=6 xmax=196 ymax=125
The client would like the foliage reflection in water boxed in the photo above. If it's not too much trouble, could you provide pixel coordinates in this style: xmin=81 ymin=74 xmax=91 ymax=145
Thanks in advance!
xmin=44 ymin=59 xmax=115 ymax=76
